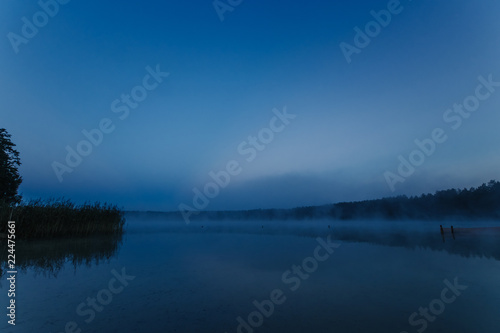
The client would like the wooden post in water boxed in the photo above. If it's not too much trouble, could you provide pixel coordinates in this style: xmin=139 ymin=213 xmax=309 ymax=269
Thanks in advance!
xmin=451 ymin=225 xmax=455 ymax=240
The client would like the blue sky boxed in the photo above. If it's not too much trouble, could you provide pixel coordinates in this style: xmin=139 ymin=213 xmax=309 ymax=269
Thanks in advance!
xmin=1 ymin=0 xmax=500 ymax=211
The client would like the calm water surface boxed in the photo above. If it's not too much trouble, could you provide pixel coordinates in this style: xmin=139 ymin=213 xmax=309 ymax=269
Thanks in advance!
xmin=1 ymin=217 xmax=500 ymax=333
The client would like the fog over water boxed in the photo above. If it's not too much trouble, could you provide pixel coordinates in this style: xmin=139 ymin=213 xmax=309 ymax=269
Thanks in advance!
xmin=2 ymin=217 xmax=500 ymax=332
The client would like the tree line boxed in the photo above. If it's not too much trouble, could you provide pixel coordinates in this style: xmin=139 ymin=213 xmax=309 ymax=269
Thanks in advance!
xmin=136 ymin=180 xmax=500 ymax=222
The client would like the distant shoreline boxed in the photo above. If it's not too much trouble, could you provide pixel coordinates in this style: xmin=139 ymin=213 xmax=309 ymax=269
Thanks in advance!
xmin=132 ymin=180 xmax=500 ymax=223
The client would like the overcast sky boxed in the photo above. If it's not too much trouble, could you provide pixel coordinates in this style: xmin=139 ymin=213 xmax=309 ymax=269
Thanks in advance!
xmin=1 ymin=0 xmax=500 ymax=211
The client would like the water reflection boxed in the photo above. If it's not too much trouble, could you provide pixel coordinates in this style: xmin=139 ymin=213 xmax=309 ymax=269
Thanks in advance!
xmin=0 ymin=220 xmax=499 ymax=332
xmin=0 ymin=233 xmax=123 ymax=278
xmin=134 ymin=219 xmax=500 ymax=262
xmin=1 ymin=219 xmax=499 ymax=278
xmin=328 ymin=226 xmax=500 ymax=261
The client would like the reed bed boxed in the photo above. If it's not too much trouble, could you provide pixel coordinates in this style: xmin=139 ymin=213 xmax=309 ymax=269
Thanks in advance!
xmin=0 ymin=199 xmax=125 ymax=239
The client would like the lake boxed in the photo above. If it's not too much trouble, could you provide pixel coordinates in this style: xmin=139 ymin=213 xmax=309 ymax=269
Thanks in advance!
xmin=1 ymin=217 xmax=500 ymax=333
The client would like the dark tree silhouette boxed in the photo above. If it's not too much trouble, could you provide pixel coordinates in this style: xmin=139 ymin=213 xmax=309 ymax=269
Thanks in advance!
xmin=0 ymin=128 xmax=22 ymax=204
xmin=141 ymin=180 xmax=500 ymax=222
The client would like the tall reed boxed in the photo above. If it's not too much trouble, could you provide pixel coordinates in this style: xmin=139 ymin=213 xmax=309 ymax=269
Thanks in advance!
xmin=0 ymin=199 xmax=125 ymax=239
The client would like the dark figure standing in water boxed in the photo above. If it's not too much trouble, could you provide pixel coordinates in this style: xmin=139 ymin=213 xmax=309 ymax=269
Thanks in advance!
xmin=451 ymin=225 xmax=455 ymax=240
